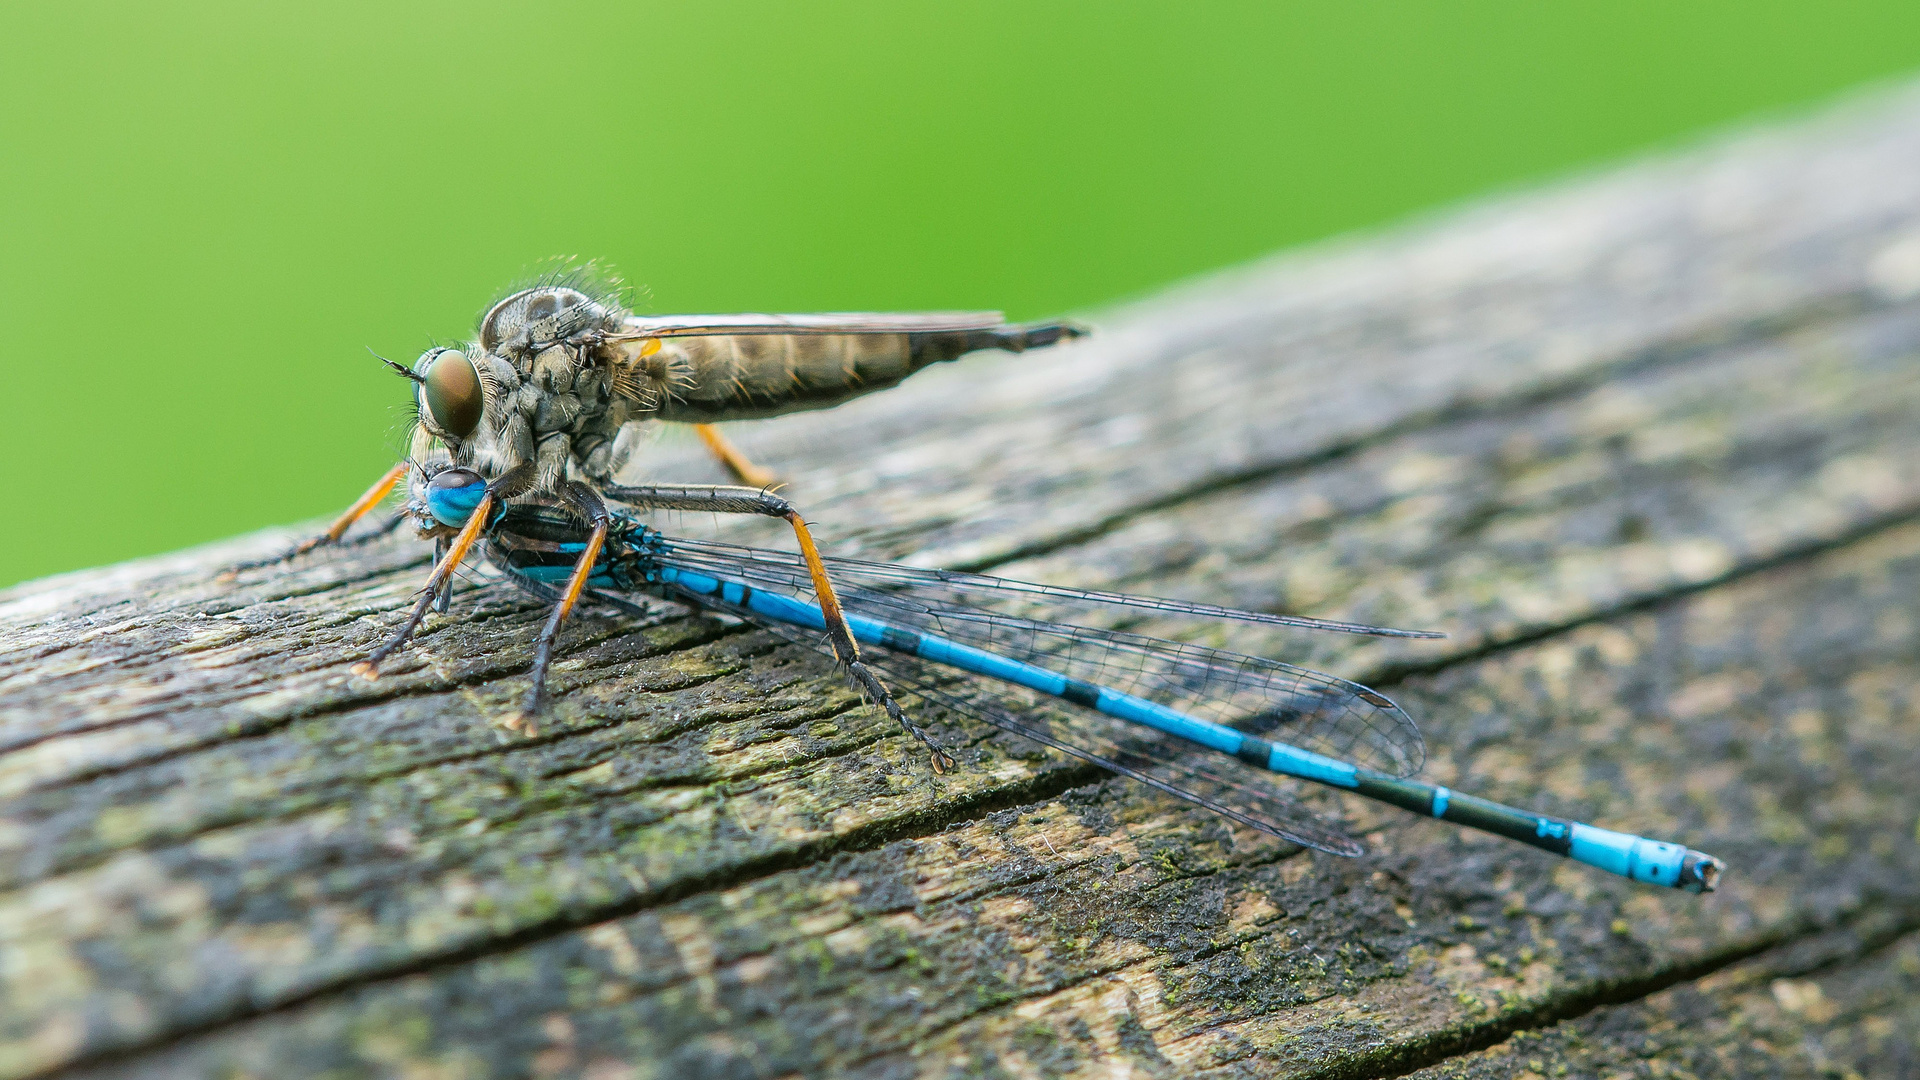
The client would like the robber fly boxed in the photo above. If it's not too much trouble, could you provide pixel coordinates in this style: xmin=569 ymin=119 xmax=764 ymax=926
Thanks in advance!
xmin=251 ymin=267 xmax=1085 ymax=753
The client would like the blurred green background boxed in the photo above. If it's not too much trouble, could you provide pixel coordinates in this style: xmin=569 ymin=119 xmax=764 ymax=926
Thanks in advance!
xmin=3 ymin=2 xmax=1919 ymax=587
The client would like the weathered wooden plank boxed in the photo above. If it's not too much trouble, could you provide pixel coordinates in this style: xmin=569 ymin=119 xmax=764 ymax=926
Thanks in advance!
xmin=3 ymin=83 xmax=1920 ymax=1078
xmin=52 ymin=518 xmax=1920 ymax=1079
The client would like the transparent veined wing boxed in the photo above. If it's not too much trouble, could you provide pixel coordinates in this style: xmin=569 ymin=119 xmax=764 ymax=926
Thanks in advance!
xmin=486 ymin=524 xmax=1422 ymax=852
xmin=612 ymin=311 xmax=1008 ymax=340
xmin=657 ymin=537 xmax=1444 ymax=640
xmin=645 ymin=535 xmax=1429 ymax=780
xmin=680 ymin=583 xmax=1370 ymax=854
xmin=877 ymin=651 xmax=1370 ymax=854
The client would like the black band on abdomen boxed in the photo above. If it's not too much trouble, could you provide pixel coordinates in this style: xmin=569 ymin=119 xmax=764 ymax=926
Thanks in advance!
xmin=878 ymin=626 xmax=923 ymax=654
xmin=1235 ymin=736 xmax=1273 ymax=768
xmin=1060 ymin=680 xmax=1101 ymax=708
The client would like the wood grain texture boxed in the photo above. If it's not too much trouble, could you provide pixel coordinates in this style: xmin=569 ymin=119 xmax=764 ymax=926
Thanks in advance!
xmin=6 ymin=83 xmax=1920 ymax=1079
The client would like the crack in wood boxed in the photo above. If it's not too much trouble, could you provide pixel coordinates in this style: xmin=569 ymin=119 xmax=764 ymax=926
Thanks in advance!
xmin=1353 ymin=902 xmax=1920 ymax=1080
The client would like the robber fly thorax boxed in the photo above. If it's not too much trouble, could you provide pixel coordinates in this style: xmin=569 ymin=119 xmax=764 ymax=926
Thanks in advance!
xmin=406 ymin=284 xmax=652 ymax=492
xmin=257 ymin=267 xmax=1085 ymax=743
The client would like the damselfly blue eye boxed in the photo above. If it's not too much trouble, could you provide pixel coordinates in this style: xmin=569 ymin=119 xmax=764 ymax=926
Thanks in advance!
xmin=424 ymin=467 xmax=488 ymax=527
xmin=418 ymin=349 xmax=482 ymax=439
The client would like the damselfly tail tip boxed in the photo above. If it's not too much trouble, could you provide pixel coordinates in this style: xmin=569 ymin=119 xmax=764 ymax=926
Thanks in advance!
xmin=1681 ymin=850 xmax=1723 ymax=893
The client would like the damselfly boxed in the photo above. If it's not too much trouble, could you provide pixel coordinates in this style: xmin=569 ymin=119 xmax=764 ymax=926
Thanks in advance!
xmin=244 ymin=267 xmax=1721 ymax=893
xmin=434 ymin=481 xmax=1724 ymax=894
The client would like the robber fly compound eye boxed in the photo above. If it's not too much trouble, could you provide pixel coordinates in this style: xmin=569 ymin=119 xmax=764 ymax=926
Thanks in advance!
xmin=479 ymin=285 xmax=599 ymax=354
xmin=415 ymin=348 xmax=484 ymax=440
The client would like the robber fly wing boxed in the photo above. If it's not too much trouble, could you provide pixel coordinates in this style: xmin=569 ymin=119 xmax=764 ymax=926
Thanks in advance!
xmin=659 ymin=538 xmax=1444 ymax=640
xmin=610 ymin=311 xmax=1008 ymax=339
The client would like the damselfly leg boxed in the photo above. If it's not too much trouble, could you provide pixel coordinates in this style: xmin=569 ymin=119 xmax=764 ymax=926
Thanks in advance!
xmin=431 ymin=537 xmax=453 ymax=614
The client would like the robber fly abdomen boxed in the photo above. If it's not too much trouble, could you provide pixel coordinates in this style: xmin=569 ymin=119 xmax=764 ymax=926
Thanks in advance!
xmin=641 ymin=321 xmax=1079 ymax=423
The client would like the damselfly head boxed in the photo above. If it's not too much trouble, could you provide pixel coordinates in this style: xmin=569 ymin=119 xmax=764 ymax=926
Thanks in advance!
xmin=412 ymin=347 xmax=484 ymax=441
xmin=423 ymin=467 xmax=488 ymax=529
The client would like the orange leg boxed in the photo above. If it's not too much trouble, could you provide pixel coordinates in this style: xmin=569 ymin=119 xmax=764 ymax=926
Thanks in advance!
xmin=694 ymin=424 xmax=779 ymax=489
xmin=225 ymin=461 xmax=409 ymax=576
xmin=314 ymin=462 xmax=410 ymax=548
xmin=780 ymin=510 xmax=950 ymax=771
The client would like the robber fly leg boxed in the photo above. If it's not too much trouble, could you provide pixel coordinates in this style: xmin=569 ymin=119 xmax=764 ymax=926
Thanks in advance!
xmin=224 ymin=462 xmax=410 ymax=576
xmin=235 ymin=507 xmax=407 ymax=570
xmin=601 ymin=482 xmax=955 ymax=772
xmin=344 ymin=510 xmax=410 ymax=549
xmin=693 ymin=424 xmax=780 ymax=489
xmin=497 ymin=482 xmax=611 ymax=736
xmin=353 ymin=464 xmax=531 ymax=679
